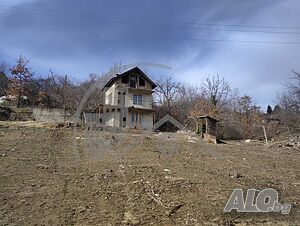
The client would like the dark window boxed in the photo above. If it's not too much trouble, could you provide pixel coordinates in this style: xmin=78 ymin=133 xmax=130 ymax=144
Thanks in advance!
xmin=123 ymin=92 xmax=126 ymax=95
xmin=99 ymin=118 xmax=102 ymax=123
xmin=106 ymin=109 xmax=110 ymax=113
xmin=123 ymin=117 xmax=126 ymax=122
xmin=112 ymin=109 xmax=115 ymax=112
xmin=118 ymin=92 xmax=121 ymax=95
xmin=118 ymin=99 xmax=120 ymax=104
xmin=130 ymin=75 xmax=137 ymax=88
xmin=117 ymin=109 xmax=120 ymax=112
xmin=121 ymin=75 xmax=128 ymax=84
xmin=139 ymin=78 xmax=145 ymax=86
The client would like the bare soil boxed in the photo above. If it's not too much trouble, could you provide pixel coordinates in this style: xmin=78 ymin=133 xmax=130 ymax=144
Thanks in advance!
xmin=0 ymin=121 xmax=299 ymax=225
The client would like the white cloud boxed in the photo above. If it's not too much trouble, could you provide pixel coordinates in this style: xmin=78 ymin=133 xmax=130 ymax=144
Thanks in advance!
xmin=173 ymin=1 xmax=300 ymax=108
xmin=0 ymin=0 xmax=41 ymax=7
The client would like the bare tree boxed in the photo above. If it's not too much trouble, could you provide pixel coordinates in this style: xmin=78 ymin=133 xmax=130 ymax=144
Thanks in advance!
xmin=175 ymin=83 xmax=200 ymax=122
xmin=284 ymin=71 xmax=300 ymax=111
xmin=201 ymin=74 xmax=238 ymax=110
xmin=51 ymin=72 xmax=77 ymax=111
xmin=76 ymin=73 xmax=104 ymax=109
xmin=39 ymin=63 xmax=122 ymax=110
xmin=190 ymin=74 xmax=238 ymax=123
xmin=177 ymin=82 xmax=199 ymax=103
xmin=155 ymin=76 xmax=180 ymax=114
xmin=0 ymin=62 xmax=9 ymax=74
xmin=0 ymin=62 xmax=9 ymax=96
xmin=276 ymin=71 xmax=300 ymax=129
xmin=277 ymin=71 xmax=300 ymax=114
xmin=217 ymin=95 xmax=262 ymax=140
xmin=277 ymin=91 xmax=297 ymax=112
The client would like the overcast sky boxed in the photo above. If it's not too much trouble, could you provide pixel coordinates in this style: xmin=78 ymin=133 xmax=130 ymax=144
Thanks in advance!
xmin=1 ymin=0 xmax=300 ymax=109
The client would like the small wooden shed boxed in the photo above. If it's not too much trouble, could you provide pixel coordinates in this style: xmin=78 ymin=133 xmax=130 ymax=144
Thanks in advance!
xmin=195 ymin=115 xmax=218 ymax=144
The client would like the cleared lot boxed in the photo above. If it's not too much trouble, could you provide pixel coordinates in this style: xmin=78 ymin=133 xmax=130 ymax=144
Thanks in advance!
xmin=0 ymin=122 xmax=299 ymax=225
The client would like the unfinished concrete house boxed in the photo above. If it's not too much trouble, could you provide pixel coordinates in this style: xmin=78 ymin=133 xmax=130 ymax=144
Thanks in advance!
xmin=85 ymin=67 xmax=157 ymax=130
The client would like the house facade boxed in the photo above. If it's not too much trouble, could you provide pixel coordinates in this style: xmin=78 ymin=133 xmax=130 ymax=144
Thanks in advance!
xmin=89 ymin=67 xmax=157 ymax=130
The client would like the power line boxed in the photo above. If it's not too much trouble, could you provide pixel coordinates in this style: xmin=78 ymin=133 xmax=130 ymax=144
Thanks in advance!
xmin=1 ymin=23 xmax=300 ymax=45
xmin=1 ymin=4 xmax=300 ymax=30
xmin=1 ymin=5 xmax=300 ymax=35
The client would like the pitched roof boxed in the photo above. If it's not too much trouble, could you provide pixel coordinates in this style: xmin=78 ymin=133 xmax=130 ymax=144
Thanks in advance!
xmin=153 ymin=114 xmax=184 ymax=130
xmin=196 ymin=115 xmax=219 ymax=122
xmin=103 ymin=67 xmax=157 ymax=89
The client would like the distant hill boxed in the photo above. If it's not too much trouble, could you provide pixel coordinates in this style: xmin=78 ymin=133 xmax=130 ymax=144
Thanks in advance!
xmin=0 ymin=72 xmax=8 ymax=96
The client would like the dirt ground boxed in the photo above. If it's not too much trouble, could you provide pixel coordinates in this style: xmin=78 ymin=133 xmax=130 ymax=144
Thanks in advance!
xmin=0 ymin=121 xmax=299 ymax=225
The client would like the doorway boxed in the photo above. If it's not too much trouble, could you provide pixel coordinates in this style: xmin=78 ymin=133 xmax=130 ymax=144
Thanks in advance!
xmin=131 ymin=112 xmax=142 ymax=129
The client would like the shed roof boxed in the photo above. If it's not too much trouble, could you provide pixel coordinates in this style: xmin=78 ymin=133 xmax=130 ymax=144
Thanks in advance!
xmin=196 ymin=115 xmax=219 ymax=122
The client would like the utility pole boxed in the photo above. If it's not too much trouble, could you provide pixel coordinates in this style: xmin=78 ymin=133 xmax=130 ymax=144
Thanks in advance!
xmin=262 ymin=121 xmax=268 ymax=147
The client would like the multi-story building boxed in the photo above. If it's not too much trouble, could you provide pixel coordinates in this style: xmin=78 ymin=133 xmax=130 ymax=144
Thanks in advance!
xmin=90 ymin=67 xmax=157 ymax=130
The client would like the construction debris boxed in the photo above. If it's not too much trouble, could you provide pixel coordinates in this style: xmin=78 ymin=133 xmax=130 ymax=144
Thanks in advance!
xmin=168 ymin=204 xmax=184 ymax=217
xmin=269 ymin=135 xmax=300 ymax=149
xmin=36 ymin=164 xmax=50 ymax=169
